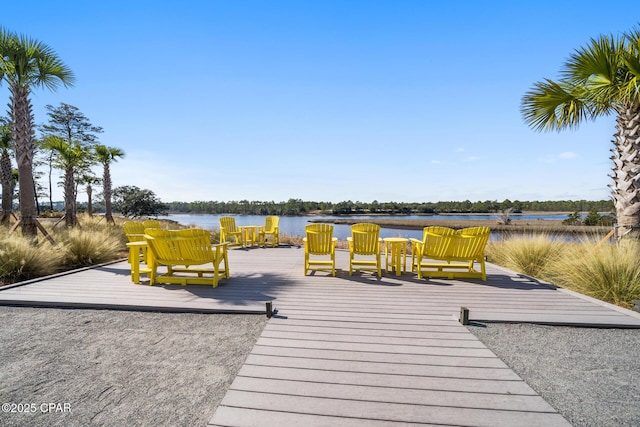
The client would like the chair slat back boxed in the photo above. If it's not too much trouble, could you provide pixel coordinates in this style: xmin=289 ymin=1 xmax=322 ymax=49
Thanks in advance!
xmin=264 ymin=216 xmax=279 ymax=233
xmin=219 ymin=216 xmax=239 ymax=233
xmin=145 ymin=228 xmax=214 ymax=264
xmin=451 ymin=227 xmax=491 ymax=259
xmin=123 ymin=221 xmax=145 ymax=242
xmin=143 ymin=219 xmax=161 ymax=229
xmin=350 ymin=223 xmax=380 ymax=255
xmin=421 ymin=226 xmax=456 ymax=259
xmin=305 ymin=224 xmax=334 ymax=255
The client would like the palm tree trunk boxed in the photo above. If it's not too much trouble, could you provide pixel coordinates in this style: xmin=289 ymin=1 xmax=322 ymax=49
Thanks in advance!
xmin=103 ymin=163 xmax=114 ymax=224
xmin=610 ymin=105 xmax=640 ymax=238
xmin=64 ymin=166 xmax=75 ymax=227
xmin=10 ymin=85 xmax=38 ymax=238
xmin=0 ymin=150 xmax=12 ymax=227
xmin=47 ymin=152 xmax=54 ymax=211
xmin=87 ymin=184 xmax=93 ymax=216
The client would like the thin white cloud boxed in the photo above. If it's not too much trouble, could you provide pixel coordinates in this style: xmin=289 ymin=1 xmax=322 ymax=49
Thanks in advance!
xmin=559 ymin=151 xmax=578 ymax=159
xmin=538 ymin=151 xmax=578 ymax=164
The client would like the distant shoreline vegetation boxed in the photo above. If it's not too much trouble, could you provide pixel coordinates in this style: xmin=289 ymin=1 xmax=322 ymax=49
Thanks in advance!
xmin=165 ymin=199 xmax=614 ymax=216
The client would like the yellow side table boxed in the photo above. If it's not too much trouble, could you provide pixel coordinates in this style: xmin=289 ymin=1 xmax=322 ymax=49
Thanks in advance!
xmin=383 ymin=237 xmax=408 ymax=276
xmin=126 ymin=241 xmax=152 ymax=284
xmin=240 ymin=225 xmax=259 ymax=247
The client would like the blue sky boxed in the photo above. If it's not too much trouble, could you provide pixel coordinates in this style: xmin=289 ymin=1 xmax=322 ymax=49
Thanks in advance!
xmin=2 ymin=1 xmax=638 ymax=204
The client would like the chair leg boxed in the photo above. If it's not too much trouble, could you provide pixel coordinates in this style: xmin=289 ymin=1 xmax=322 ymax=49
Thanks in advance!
xmin=222 ymin=247 xmax=230 ymax=279
xmin=332 ymin=252 xmax=336 ymax=277
xmin=212 ymin=262 xmax=219 ymax=288
xmin=349 ymin=252 xmax=353 ymax=276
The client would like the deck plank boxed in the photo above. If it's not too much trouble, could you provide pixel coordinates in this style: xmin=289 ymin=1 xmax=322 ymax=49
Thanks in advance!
xmin=216 ymin=390 xmax=570 ymax=427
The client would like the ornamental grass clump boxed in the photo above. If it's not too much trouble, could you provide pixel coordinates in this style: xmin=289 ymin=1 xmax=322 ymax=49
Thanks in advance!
xmin=486 ymin=233 xmax=566 ymax=278
xmin=59 ymin=228 xmax=123 ymax=267
xmin=545 ymin=240 xmax=640 ymax=309
xmin=0 ymin=235 xmax=63 ymax=283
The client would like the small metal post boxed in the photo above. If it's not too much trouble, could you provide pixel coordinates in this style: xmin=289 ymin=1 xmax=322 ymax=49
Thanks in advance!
xmin=266 ymin=301 xmax=273 ymax=318
xmin=459 ymin=307 xmax=469 ymax=325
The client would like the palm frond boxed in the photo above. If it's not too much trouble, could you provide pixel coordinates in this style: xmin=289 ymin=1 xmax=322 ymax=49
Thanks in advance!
xmin=564 ymin=35 xmax=623 ymax=83
xmin=624 ymin=26 xmax=640 ymax=54
xmin=1 ymin=30 xmax=74 ymax=90
xmin=621 ymin=27 xmax=640 ymax=104
xmin=94 ymin=144 xmax=125 ymax=164
xmin=521 ymin=79 xmax=592 ymax=131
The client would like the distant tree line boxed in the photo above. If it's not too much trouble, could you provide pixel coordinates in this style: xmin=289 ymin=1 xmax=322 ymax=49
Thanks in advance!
xmin=165 ymin=199 xmax=614 ymax=216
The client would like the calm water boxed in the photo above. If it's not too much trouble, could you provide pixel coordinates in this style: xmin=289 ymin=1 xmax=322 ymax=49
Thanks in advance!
xmin=159 ymin=213 xmax=568 ymax=241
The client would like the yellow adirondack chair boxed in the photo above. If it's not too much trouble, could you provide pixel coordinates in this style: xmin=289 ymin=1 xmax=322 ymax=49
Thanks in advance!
xmin=144 ymin=228 xmax=229 ymax=288
xmin=143 ymin=219 xmax=161 ymax=229
xmin=303 ymin=223 xmax=337 ymax=276
xmin=219 ymin=216 xmax=243 ymax=246
xmin=123 ymin=221 xmax=147 ymax=263
xmin=258 ymin=216 xmax=280 ymax=247
xmin=347 ymin=223 xmax=381 ymax=277
xmin=411 ymin=226 xmax=490 ymax=280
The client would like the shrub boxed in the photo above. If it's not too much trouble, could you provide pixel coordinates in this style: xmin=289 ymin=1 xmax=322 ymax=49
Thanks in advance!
xmin=562 ymin=211 xmax=582 ymax=225
xmin=486 ymin=233 xmax=566 ymax=278
xmin=59 ymin=228 xmax=123 ymax=267
xmin=545 ymin=240 xmax=640 ymax=309
xmin=0 ymin=235 xmax=64 ymax=283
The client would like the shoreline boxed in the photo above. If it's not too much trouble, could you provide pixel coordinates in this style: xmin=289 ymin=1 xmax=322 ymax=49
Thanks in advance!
xmin=308 ymin=217 xmax=612 ymax=234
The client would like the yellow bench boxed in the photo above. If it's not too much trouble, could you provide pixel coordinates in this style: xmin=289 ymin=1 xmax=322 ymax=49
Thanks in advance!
xmin=144 ymin=228 xmax=229 ymax=288
xmin=410 ymin=226 xmax=490 ymax=281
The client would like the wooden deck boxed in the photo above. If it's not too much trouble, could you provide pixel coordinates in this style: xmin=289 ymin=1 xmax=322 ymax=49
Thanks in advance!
xmin=2 ymin=246 xmax=640 ymax=426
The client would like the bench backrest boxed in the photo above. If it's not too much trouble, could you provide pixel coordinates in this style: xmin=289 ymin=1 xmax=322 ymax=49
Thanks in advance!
xmin=421 ymin=226 xmax=490 ymax=261
xmin=123 ymin=221 xmax=145 ymax=242
xmin=421 ymin=226 xmax=456 ymax=259
xmin=450 ymin=227 xmax=491 ymax=260
xmin=143 ymin=219 xmax=161 ymax=229
xmin=145 ymin=228 xmax=217 ymax=265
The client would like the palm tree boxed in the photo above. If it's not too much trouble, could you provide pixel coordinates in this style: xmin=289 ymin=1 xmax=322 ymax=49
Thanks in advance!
xmin=94 ymin=144 xmax=124 ymax=224
xmin=521 ymin=28 xmax=640 ymax=237
xmin=43 ymin=136 xmax=91 ymax=227
xmin=78 ymin=173 xmax=100 ymax=216
xmin=0 ymin=27 xmax=74 ymax=237
xmin=0 ymin=121 xmax=14 ymax=226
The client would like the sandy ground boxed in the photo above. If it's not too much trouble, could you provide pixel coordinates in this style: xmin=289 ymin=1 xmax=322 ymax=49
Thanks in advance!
xmin=0 ymin=307 xmax=266 ymax=427
xmin=468 ymin=323 xmax=640 ymax=427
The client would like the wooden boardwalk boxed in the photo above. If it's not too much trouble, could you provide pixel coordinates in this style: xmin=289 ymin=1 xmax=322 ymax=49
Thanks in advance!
xmin=2 ymin=246 xmax=640 ymax=426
